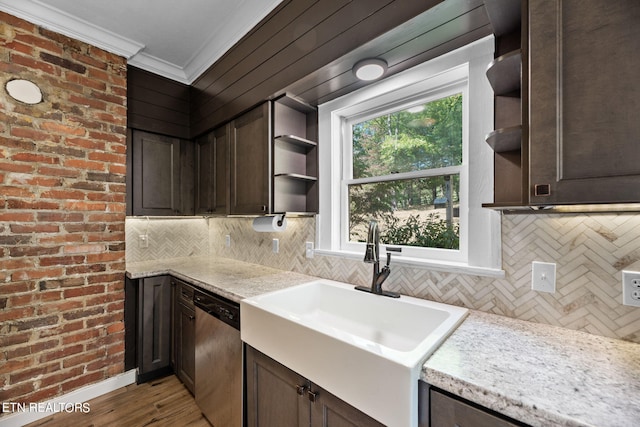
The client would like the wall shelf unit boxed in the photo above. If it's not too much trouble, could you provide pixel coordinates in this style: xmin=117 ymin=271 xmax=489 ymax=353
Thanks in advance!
xmin=482 ymin=0 xmax=526 ymax=208
xmin=272 ymin=95 xmax=318 ymax=214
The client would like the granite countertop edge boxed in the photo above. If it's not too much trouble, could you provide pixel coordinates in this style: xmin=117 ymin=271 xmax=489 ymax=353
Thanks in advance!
xmin=126 ymin=256 xmax=640 ymax=427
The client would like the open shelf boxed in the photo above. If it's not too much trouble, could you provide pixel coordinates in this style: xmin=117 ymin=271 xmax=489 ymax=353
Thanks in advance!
xmin=485 ymin=126 xmax=522 ymax=152
xmin=274 ymin=135 xmax=317 ymax=149
xmin=486 ymin=50 xmax=521 ymax=95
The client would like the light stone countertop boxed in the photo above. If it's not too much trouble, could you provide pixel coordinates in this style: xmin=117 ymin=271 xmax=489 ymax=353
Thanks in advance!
xmin=126 ymin=255 xmax=316 ymax=303
xmin=127 ymin=256 xmax=640 ymax=427
xmin=422 ymin=310 xmax=640 ymax=427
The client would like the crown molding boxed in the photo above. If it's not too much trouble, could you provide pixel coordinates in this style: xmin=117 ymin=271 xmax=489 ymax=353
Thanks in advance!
xmin=128 ymin=53 xmax=189 ymax=84
xmin=0 ymin=0 xmax=144 ymax=58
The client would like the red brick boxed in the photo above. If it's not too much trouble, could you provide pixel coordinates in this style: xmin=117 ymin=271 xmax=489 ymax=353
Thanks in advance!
xmin=7 ymin=199 xmax=60 ymax=210
xmin=10 ymin=224 xmax=59 ymax=233
xmin=10 ymin=53 xmax=58 ymax=75
xmin=63 ymin=285 xmax=105 ymax=299
xmin=66 ymin=137 xmax=106 ymax=151
xmin=10 ymin=126 xmax=53 ymax=141
xmin=69 ymin=94 xmax=106 ymax=111
xmin=39 ymin=255 xmax=86 ymax=267
xmin=37 ymin=299 xmax=83 ymax=315
xmin=0 ymin=161 xmax=35 ymax=174
xmin=13 ymin=33 xmax=63 ymax=56
xmin=65 ymin=264 xmax=106 ymax=275
xmin=40 ymin=189 xmax=86 ymax=200
xmin=11 ymin=152 xmax=59 ymax=164
xmin=39 ymin=344 xmax=84 ymax=363
xmin=60 ymin=371 xmax=103 ymax=394
xmin=62 ymin=329 xmax=101 ymax=346
xmin=41 ymin=121 xmax=86 ymax=136
xmin=64 ymin=158 xmax=106 ymax=172
xmin=38 ymin=367 xmax=84 ymax=389
xmin=2 ymin=186 xmax=35 ymax=198
xmin=11 ymin=267 xmax=64 ymax=281
xmin=0 ymin=212 xmax=35 ymax=222
xmin=62 ymin=201 xmax=107 ymax=212
xmin=37 ymin=165 xmax=81 ymax=178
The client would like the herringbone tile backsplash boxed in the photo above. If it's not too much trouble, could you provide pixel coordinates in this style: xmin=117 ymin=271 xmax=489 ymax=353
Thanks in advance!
xmin=127 ymin=214 xmax=640 ymax=343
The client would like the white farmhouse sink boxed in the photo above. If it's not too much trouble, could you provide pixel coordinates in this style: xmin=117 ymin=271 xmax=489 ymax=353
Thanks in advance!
xmin=240 ymin=279 xmax=468 ymax=427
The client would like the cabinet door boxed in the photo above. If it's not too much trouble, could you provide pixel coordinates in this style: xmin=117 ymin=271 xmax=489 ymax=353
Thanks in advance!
xmin=132 ymin=130 xmax=194 ymax=215
xmin=173 ymin=300 xmax=195 ymax=394
xmin=138 ymin=276 xmax=172 ymax=378
xmin=529 ymin=1 xmax=640 ymax=205
xmin=195 ymin=133 xmax=214 ymax=214
xmin=245 ymin=345 xmax=309 ymax=427
xmin=310 ymin=383 xmax=384 ymax=427
xmin=212 ymin=124 xmax=230 ymax=214
xmin=229 ymin=102 xmax=271 ymax=214
xmin=429 ymin=389 xmax=522 ymax=427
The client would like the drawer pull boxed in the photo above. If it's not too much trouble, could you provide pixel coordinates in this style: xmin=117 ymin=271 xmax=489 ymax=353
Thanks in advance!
xmin=296 ymin=385 xmax=306 ymax=396
xmin=307 ymin=389 xmax=318 ymax=402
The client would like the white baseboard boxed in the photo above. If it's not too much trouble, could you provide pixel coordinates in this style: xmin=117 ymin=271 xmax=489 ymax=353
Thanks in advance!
xmin=0 ymin=369 xmax=137 ymax=427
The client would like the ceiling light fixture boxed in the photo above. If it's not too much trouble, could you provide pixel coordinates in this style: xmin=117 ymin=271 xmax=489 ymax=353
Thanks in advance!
xmin=5 ymin=79 xmax=43 ymax=104
xmin=353 ymin=58 xmax=388 ymax=81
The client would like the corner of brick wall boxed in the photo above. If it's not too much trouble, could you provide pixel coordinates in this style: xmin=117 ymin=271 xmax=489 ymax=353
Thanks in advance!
xmin=0 ymin=11 xmax=127 ymax=407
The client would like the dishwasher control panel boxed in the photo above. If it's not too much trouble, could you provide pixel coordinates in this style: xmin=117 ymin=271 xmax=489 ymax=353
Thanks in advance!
xmin=194 ymin=289 xmax=240 ymax=330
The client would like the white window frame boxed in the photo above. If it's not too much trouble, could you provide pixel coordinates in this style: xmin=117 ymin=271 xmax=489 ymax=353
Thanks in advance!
xmin=316 ymin=36 xmax=504 ymax=277
xmin=341 ymin=81 xmax=467 ymax=262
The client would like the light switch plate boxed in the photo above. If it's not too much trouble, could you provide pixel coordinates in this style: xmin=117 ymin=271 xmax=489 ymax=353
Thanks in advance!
xmin=531 ymin=261 xmax=556 ymax=293
xmin=272 ymin=238 xmax=279 ymax=254
xmin=225 ymin=235 xmax=231 ymax=248
xmin=622 ymin=270 xmax=640 ymax=307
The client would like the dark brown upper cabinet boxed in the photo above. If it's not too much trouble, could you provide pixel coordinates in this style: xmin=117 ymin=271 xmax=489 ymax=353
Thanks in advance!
xmin=129 ymin=129 xmax=194 ymax=216
xmin=484 ymin=0 xmax=640 ymax=209
xmin=229 ymin=102 xmax=272 ymax=215
xmin=528 ymin=0 xmax=640 ymax=206
xmin=195 ymin=125 xmax=229 ymax=215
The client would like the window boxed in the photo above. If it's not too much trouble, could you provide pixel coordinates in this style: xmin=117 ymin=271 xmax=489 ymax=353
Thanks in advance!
xmin=345 ymin=90 xmax=464 ymax=260
xmin=317 ymin=37 xmax=503 ymax=276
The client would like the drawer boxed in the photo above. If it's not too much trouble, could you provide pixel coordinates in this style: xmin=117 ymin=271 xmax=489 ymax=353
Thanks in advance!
xmin=430 ymin=389 xmax=524 ymax=427
xmin=172 ymin=278 xmax=195 ymax=307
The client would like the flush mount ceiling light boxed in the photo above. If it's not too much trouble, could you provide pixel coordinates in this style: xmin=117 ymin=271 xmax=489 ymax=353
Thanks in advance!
xmin=353 ymin=58 xmax=388 ymax=81
xmin=5 ymin=79 xmax=43 ymax=104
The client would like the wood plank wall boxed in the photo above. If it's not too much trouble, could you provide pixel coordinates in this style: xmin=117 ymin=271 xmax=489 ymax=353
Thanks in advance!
xmin=189 ymin=0 xmax=446 ymax=137
xmin=127 ymin=66 xmax=190 ymax=139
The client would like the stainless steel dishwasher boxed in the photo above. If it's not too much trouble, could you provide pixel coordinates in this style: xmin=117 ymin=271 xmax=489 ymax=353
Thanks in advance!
xmin=194 ymin=289 xmax=242 ymax=426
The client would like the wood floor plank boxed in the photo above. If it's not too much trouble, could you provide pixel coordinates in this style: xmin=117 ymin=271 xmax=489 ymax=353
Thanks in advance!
xmin=25 ymin=375 xmax=211 ymax=427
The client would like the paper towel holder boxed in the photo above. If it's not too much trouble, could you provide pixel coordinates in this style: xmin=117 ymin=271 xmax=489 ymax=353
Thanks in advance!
xmin=276 ymin=213 xmax=286 ymax=227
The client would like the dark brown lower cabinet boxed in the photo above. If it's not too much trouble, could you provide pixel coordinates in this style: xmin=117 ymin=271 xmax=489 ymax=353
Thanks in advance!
xmin=172 ymin=279 xmax=196 ymax=394
xmin=425 ymin=385 xmax=528 ymax=427
xmin=245 ymin=345 xmax=384 ymax=427
xmin=137 ymin=275 xmax=173 ymax=383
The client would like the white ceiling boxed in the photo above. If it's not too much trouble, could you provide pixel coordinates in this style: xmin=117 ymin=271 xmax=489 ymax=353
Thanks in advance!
xmin=0 ymin=0 xmax=284 ymax=84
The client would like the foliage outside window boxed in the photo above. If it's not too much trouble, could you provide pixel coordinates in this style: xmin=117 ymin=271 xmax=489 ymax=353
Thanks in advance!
xmin=346 ymin=93 xmax=463 ymax=251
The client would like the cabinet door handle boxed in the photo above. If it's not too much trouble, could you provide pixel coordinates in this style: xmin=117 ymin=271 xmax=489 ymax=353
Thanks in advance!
xmin=188 ymin=315 xmax=195 ymax=321
xmin=307 ymin=389 xmax=318 ymax=402
xmin=296 ymin=385 xmax=306 ymax=396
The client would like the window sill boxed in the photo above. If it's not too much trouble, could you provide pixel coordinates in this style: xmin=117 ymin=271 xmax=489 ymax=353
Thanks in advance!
xmin=313 ymin=249 xmax=505 ymax=278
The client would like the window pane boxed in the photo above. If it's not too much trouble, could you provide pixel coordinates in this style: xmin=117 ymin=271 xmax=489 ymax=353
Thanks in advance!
xmin=349 ymin=175 xmax=460 ymax=250
xmin=352 ymin=94 xmax=462 ymax=179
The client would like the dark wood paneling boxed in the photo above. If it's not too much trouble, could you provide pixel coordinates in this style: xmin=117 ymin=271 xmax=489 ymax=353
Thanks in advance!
xmin=291 ymin=0 xmax=491 ymax=105
xmin=128 ymin=66 xmax=190 ymax=139
xmin=190 ymin=0 xmax=445 ymax=136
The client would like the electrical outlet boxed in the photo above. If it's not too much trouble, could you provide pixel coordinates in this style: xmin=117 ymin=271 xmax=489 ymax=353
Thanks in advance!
xmin=531 ymin=261 xmax=556 ymax=293
xmin=225 ymin=235 xmax=231 ymax=248
xmin=138 ymin=234 xmax=149 ymax=249
xmin=272 ymin=238 xmax=279 ymax=254
xmin=622 ymin=271 xmax=640 ymax=307
xmin=305 ymin=242 xmax=314 ymax=259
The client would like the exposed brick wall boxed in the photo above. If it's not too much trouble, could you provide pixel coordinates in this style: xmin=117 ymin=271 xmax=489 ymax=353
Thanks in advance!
xmin=0 ymin=12 xmax=127 ymax=409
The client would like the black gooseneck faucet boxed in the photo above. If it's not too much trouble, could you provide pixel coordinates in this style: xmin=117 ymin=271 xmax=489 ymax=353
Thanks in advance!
xmin=355 ymin=220 xmax=400 ymax=298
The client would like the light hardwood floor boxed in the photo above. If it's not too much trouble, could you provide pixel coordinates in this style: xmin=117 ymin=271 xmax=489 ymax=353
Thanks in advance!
xmin=25 ymin=375 xmax=211 ymax=427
